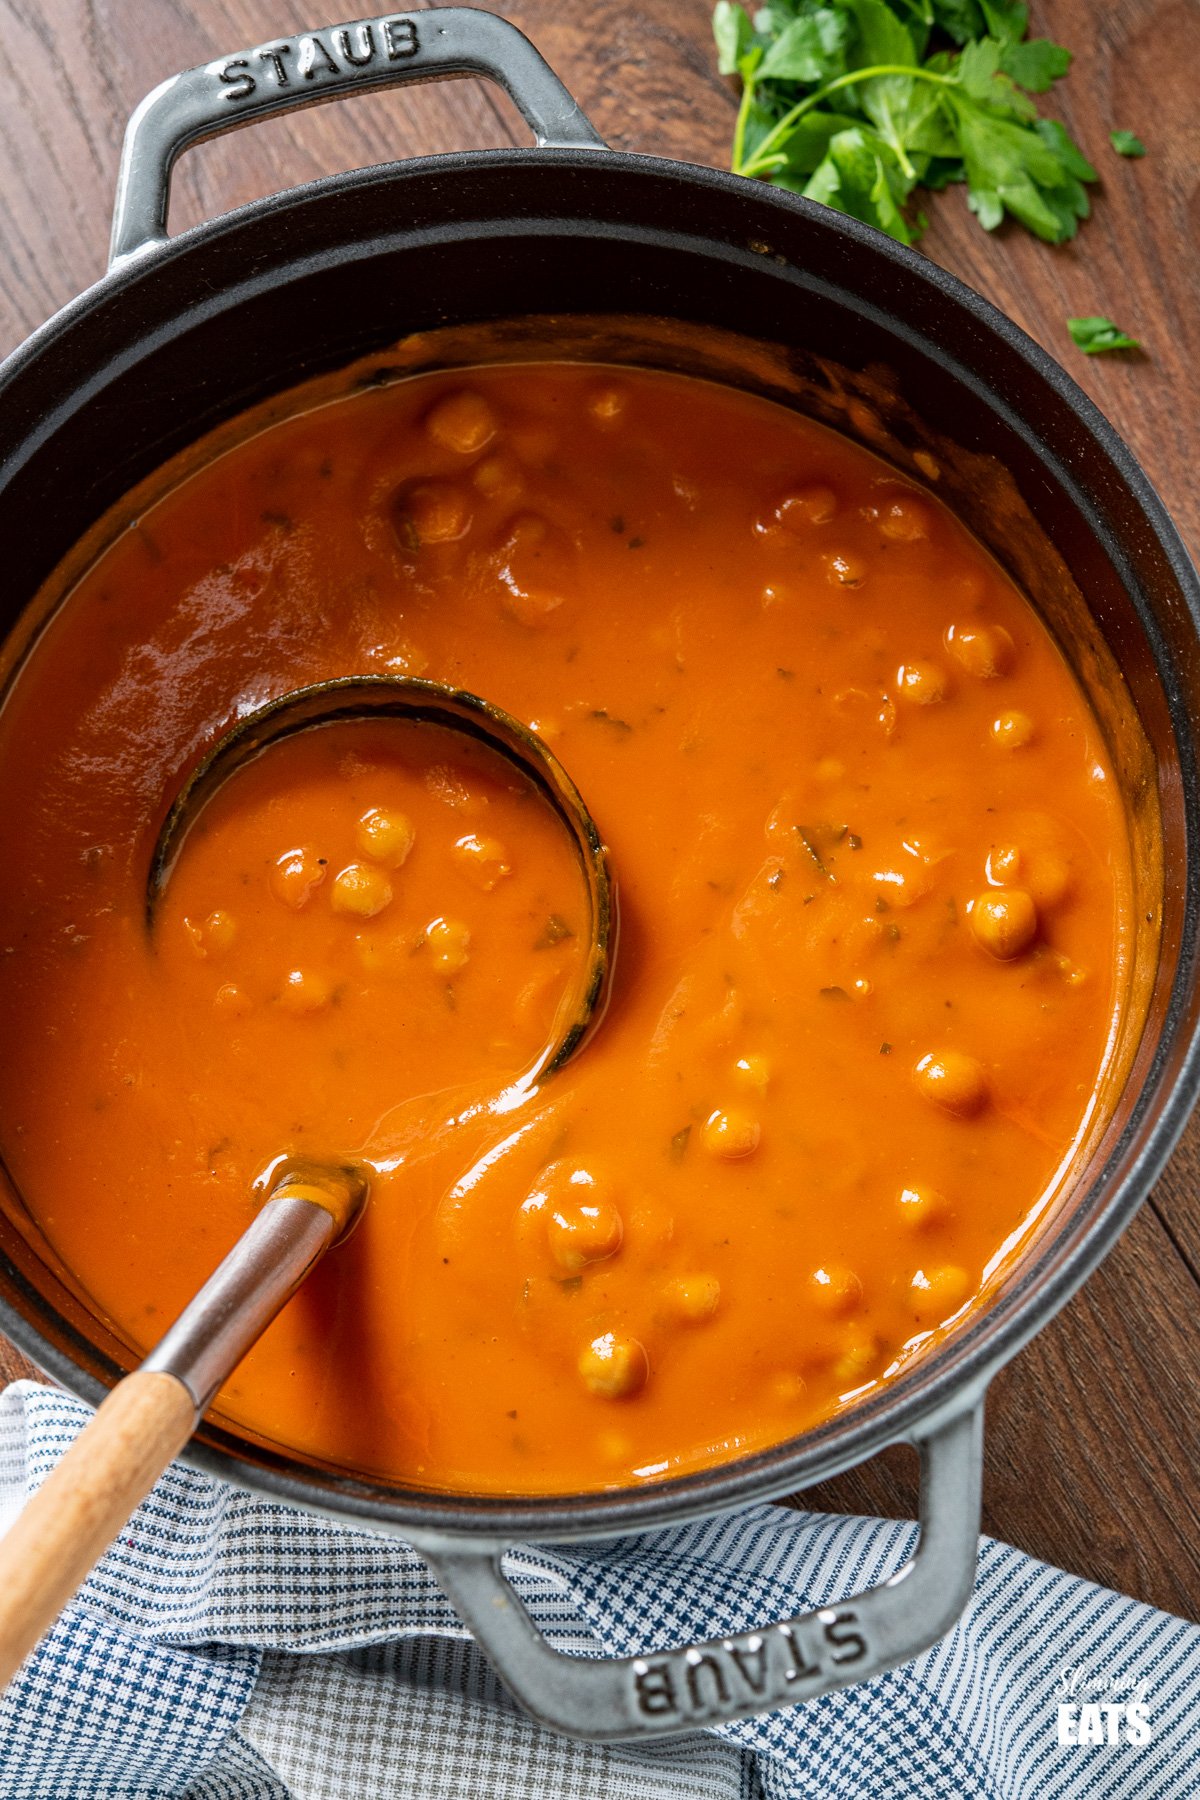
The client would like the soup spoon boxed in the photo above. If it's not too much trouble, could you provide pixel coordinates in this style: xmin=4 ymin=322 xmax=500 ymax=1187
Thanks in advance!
xmin=0 ymin=676 xmax=614 ymax=1686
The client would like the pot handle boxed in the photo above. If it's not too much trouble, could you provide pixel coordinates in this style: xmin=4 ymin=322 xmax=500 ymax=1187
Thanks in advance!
xmin=412 ymin=1396 xmax=984 ymax=1741
xmin=110 ymin=8 xmax=605 ymax=267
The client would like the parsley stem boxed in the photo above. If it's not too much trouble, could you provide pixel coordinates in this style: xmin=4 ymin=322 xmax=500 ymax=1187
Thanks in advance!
xmin=731 ymin=69 xmax=757 ymax=173
xmin=737 ymin=64 xmax=949 ymax=178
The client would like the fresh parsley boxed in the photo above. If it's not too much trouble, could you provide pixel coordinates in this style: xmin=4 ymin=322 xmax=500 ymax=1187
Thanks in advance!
xmin=713 ymin=0 xmax=1099 ymax=245
xmin=1067 ymin=316 xmax=1141 ymax=354
xmin=1109 ymin=129 xmax=1146 ymax=157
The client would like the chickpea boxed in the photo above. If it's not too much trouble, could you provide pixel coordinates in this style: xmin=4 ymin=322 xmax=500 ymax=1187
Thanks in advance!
xmin=355 ymin=807 xmax=415 ymax=870
xmin=897 ymin=661 xmax=948 ymax=706
xmin=809 ymin=1264 xmax=863 ymax=1316
xmin=910 ymin=1264 xmax=972 ymax=1323
xmin=898 ymin=1183 xmax=948 ymax=1229
xmin=1025 ymin=851 xmax=1073 ymax=910
xmin=733 ymin=1053 xmax=770 ymax=1092
xmin=330 ymin=863 xmax=393 ymax=919
xmin=394 ymin=481 xmax=472 ymax=547
xmin=663 ymin=1272 xmax=721 ymax=1324
xmin=426 ymin=916 xmax=471 ymax=975
xmin=279 ymin=969 xmax=332 ymax=1014
xmin=213 ymin=983 xmax=250 ymax=1016
xmin=424 ymin=390 xmax=498 ymax=456
xmin=945 ymin=621 xmax=1014 ymax=679
xmin=822 ymin=549 xmax=867 ymax=588
xmin=990 ymin=709 xmax=1035 ymax=749
xmin=270 ymin=847 xmax=326 ymax=910
xmin=425 ymin=764 xmax=472 ymax=811
xmin=986 ymin=843 xmax=1022 ymax=886
xmin=587 ymin=386 xmax=628 ymax=426
xmin=452 ymin=833 xmax=512 ymax=892
xmin=212 ymin=909 xmax=240 ymax=949
xmin=970 ymin=887 xmax=1037 ymax=959
xmin=520 ymin=1159 xmax=580 ymax=1220
xmin=914 ymin=1050 xmax=987 ymax=1117
xmin=184 ymin=910 xmax=236 ymax=958
xmin=872 ymin=864 xmax=928 ymax=909
xmin=501 ymin=583 xmax=567 ymax=627
xmin=701 ymin=1108 xmax=761 ymax=1160
xmin=877 ymin=493 xmax=931 ymax=542
xmin=777 ymin=485 xmax=837 ymax=530
xmin=506 ymin=510 xmax=550 ymax=551
xmin=579 ymin=1332 xmax=648 ymax=1399
xmin=832 ymin=1327 xmax=882 ymax=1385
xmin=547 ymin=1195 xmax=624 ymax=1272
xmin=769 ymin=1371 xmax=807 ymax=1406
xmin=472 ymin=454 xmax=523 ymax=502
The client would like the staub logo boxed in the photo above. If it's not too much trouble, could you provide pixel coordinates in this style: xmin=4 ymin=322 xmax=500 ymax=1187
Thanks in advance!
xmin=631 ymin=1611 xmax=868 ymax=1724
xmin=217 ymin=17 xmax=421 ymax=102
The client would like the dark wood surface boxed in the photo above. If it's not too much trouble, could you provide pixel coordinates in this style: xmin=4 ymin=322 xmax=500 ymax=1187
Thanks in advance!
xmin=0 ymin=0 xmax=1197 ymax=1614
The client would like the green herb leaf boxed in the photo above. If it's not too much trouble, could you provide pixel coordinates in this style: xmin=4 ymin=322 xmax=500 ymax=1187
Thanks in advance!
xmin=944 ymin=58 xmax=1093 ymax=240
xmin=930 ymin=0 xmax=987 ymax=45
xmin=534 ymin=914 xmax=575 ymax=949
xmin=804 ymin=125 xmax=918 ymax=242
xmin=770 ymin=108 xmax=871 ymax=177
xmin=1110 ymin=128 xmax=1146 ymax=157
xmin=979 ymin=0 xmax=1030 ymax=46
xmin=714 ymin=0 xmax=757 ymax=75
xmin=760 ymin=9 xmax=849 ymax=82
xmin=1000 ymin=36 xmax=1070 ymax=91
xmin=844 ymin=0 xmax=918 ymax=68
xmin=1067 ymin=315 xmax=1142 ymax=354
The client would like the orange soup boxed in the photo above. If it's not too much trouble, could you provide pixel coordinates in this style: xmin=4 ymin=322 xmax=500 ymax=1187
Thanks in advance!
xmin=0 ymin=363 xmax=1134 ymax=1493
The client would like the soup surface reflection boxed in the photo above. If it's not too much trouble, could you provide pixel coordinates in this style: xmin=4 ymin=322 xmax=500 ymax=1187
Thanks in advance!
xmin=0 ymin=364 xmax=1133 ymax=1492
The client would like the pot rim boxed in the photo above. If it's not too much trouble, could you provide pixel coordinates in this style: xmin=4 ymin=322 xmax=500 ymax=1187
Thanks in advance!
xmin=2 ymin=143 xmax=1199 ymax=1542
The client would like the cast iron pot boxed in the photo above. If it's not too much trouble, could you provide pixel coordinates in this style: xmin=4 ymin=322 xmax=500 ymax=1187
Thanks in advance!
xmin=1 ymin=7 xmax=1199 ymax=1743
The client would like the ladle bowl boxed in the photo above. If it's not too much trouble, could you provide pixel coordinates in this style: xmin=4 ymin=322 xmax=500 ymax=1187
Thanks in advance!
xmin=148 ymin=675 xmax=616 ymax=1080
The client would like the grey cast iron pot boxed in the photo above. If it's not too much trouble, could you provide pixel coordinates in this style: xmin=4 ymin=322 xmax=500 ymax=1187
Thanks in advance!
xmin=0 ymin=6 xmax=1198 ymax=1743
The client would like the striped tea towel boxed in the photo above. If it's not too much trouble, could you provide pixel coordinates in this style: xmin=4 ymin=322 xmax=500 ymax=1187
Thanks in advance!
xmin=1 ymin=1379 xmax=1198 ymax=1799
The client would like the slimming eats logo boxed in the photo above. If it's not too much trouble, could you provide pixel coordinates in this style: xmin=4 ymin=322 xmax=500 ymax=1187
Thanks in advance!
xmin=1056 ymin=1667 xmax=1153 ymax=1747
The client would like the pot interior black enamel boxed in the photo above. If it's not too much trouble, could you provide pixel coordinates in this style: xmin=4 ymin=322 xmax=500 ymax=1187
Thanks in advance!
xmin=0 ymin=8 xmax=1197 ymax=1741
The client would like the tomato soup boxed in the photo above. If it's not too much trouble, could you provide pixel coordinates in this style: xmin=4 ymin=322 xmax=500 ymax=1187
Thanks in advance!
xmin=0 ymin=363 xmax=1135 ymax=1493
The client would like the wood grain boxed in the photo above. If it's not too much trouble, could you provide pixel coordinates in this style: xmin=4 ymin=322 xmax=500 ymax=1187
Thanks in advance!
xmin=0 ymin=0 xmax=1197 ymax=1614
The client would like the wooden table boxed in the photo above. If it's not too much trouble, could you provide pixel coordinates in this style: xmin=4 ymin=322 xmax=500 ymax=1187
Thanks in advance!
xmin=0 ymin=0 xmax=1196 ymax=1616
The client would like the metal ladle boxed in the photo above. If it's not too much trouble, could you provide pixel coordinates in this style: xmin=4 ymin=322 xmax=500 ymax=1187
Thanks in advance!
xmin=148 ymin=676 xmax=614 ymax=1077
xmin=0 ymin=677 xmax=614 ymax=1686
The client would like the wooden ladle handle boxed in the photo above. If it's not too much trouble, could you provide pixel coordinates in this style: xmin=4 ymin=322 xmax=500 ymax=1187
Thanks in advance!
xmin=0 ymin=1168 xmax=366 ymax=1689
xmin=0 ymin=1370 xmax=197 ymax=1685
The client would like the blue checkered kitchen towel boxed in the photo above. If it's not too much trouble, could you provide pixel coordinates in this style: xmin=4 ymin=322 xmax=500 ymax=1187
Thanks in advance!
xmin=1 ymin=1381 xmax=1198 ymax=1800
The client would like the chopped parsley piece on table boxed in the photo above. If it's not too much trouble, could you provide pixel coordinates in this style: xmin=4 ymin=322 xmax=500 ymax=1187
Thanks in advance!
xmin=1067 ymin=316 xmax=1141 ymax=354
xmin=1109 ymin=129 xmax=1146 ymax=157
